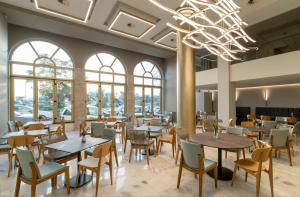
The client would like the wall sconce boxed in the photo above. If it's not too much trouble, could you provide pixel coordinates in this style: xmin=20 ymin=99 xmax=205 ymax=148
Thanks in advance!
xmin=264 ymin=89 xmax=269 ymax=106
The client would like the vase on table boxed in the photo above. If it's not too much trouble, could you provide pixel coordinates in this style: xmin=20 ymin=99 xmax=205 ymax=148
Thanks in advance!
xmin=81 ymin=135 xmax=86 ymax=143
xmin=213 ymin=128 xmax=219 ymax=139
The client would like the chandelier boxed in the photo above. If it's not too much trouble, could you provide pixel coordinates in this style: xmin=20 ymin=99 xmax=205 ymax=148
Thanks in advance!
xmin=149 ymin=0 xmax=256 ymax=61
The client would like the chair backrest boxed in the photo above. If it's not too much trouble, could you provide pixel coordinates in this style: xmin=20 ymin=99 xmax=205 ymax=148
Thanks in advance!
xmin=48 ymin=126 xmax=67 ymax=143
xmin=26 ymin=123 xmax=45 ymax=131
xmin=150 ymin=119 xmax=162 ymax=126
xmin=91 ymin=122 xmax=105 ymax=137
xmin=228 ymin=118 xmax=234 ymax=127
xmin=270 ymin=129 xmax=289 ymax=147
xmin=251 ymin=143 xmax=272 ymax=163
xmin=8 ymin=135 xmax=35 ymax=148
xmin=15 ymin=121 xmax=24 ymax=131
xmin=227 ymin=127 xmax=245 ymax=136
xmin=262 ymin=120 xmax=277 ymax=129
xmin=293 ymin=121 xmax=300 ymax=134
xmin=260 ymin=115 xmax=271 ymax=121
xmin=7 ymin=121 xmax=17 ymax=132
xmin=247 ymin=114 xmax=256 ymax=121
xmin=144 ymin=112 xmax=153 ymax=118
xmin=241 ymin=121 xmax=254 ymax=128
xmin=80 ymin=121 xmax=88 ymax=134
xmin=16 ymin=148 xmax=41 ymax=179
xmin=275 ymin=116 xmax=288 ymax=124
xmin=169 ymin=126 xmax=176 ymax=142
xmin=92 ymin=141 xmax=112 ymax=159
xmin=181 ymin=139 xmax=203 ymax=169
xmin=129 ymin=130 xmax=148 ymax=144
xmin=60 ymin=117 xmax=65 ymax=132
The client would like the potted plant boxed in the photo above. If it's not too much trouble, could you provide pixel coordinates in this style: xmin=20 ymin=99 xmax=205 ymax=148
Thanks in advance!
xmin=211 ymin=119 xmax=219 ymax=138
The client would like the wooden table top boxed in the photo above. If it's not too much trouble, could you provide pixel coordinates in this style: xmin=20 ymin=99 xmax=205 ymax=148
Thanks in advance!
xmin=0 ymin=129 xmax=49 ymax=139
xmin=23 ymin=121 xmax=52 ymax=127
xmin=191 ymin=132 xmax=253 ymax=149
xmin=243 ymin=127 xmax=270 ymax=133
xmin=134 ymin=125 xmax=163 ymax=133
xmin=45 ymin=135 xmax=108 ymax=154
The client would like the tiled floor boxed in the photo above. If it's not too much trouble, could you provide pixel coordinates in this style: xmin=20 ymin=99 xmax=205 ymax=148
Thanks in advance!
xmin=0 ymin=132 xmax=299 ymax=197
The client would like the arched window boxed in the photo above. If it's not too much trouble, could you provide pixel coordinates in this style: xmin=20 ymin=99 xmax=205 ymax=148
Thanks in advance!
xmin=134 ymin=61 xmax=162 ymax=115
xmin=85 ymin=53 xmax=126 ymax=119
xmin=10 ymin=40 xmax=74 ymax=122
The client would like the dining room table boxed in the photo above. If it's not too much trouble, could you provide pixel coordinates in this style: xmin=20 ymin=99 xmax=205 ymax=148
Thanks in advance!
xmin=0 ymin=129 xmax=49 ymax=139
xmin=191 ymin=132 xmax=253 ymax=181
xmin=23 ymin=121 xmax=52 ymax=130
xmin=45 ymin=134 xmax=108 ymax=188
xmin=243 ymin=126 xmax=270 ymax=140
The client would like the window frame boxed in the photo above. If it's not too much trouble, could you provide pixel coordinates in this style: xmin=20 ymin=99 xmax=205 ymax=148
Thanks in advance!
xmin=9 ymin=40 xmax=74 ymax=123
xmin=85 ymin=53 xmax=127 ymax=120
xmin=133 ymin=61 xmax=163 ymax=116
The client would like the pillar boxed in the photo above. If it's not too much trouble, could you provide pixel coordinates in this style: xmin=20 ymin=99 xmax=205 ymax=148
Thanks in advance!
xmin=176 ymin=30 xmax=195 ymax=138
xmin=217 ymin=57 xmax=236 ymax=126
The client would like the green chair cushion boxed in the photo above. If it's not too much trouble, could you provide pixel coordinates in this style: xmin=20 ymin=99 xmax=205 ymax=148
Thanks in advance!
xmin=39 ymin=162 xmax=67 ymax=178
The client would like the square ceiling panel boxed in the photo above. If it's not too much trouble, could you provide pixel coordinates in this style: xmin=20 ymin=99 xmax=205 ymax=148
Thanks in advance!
xmin=106 ymin=2 xmax=159 ymax=39
xmin=34 ymin=0 xmax=94 ymax=22
xmin=155 ymin=32 xmax=177 ymax=50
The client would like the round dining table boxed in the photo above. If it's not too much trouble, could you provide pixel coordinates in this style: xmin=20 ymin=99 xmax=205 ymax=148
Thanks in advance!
xmin=191 ymin=132 xmax=253 ymax=181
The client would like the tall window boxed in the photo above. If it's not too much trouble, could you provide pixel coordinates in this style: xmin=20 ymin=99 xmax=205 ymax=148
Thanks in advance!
xmin=10 ymin=40 xmax=74 ymax=123
xmin=85 ymin=53 xmax=126 ymax=119
xmin=134 ymin=61 xmax=162 ymax=115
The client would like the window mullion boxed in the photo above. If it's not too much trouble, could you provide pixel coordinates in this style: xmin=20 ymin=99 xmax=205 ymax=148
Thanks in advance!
xmin=53 ymin=80 xmax=58 ymax=123
xmin=33 ymin=79 xmax=38 ymax=121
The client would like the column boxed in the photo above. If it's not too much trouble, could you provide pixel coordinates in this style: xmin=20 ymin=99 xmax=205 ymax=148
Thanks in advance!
xmin=217 ymin=57 xmax=236 ymax=126
xmin=176 ymin=30 xmax=195 ymax=138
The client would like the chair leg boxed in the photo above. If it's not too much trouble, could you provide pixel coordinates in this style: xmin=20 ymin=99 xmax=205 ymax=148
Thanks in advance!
xmin=65 ymin=168 xmax=70 ymax=194
xmin=175 ymin=148 xmax=180 ymax=165
xmin=231 ymin=164 xmax=238 ymax=186
xmin=245 ymin=172 xmax=248 ymax=182
xmin=172 ymin=143 xmax=175 ymax=158
xmin=31 ymin=184 xmax=36 ymax=197
xmin=153 ymin=143 xmax=157 ymax=156
xmin=95 ymin=170 xmax=100 ymax=197
xmin=177 ymin=162 xmax=183 ymax=188
xmin=256 ymin=172 xmax=262 ymax=197
xmin=123 ymin=139 xmax=127 ymax=153
xmin=51 ymin=177 xmax=55 ymax=187
xmin=129 ymin=146 xmax=133 ymax=163
xmin=15 ymin=168 xmax=21 ymax=197
xmin=8 ymin=152 xmax=12 ymax=177
xmin=198 ymin=173 xmax=203 ymax=197
xmin=146 ymin=146 xmax=150 ymax=165
xmin=214 ymin=166 xmax=218 ymax=188
xmin=269 ymin=170 xmax=274 ymax=197
xmin=225 ymin=151 xmax=228 ymax=159
xmin=287 ymin=146 xmax=293 ymax=166
xmin=113 ymin=146 xmax=119 ymax=167
xmin=109 ymin=160 xmax=113 ymax=185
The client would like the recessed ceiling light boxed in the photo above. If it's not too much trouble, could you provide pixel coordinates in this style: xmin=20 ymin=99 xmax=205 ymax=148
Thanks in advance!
xmin=154 ymin=31 xmax=177 ymax=51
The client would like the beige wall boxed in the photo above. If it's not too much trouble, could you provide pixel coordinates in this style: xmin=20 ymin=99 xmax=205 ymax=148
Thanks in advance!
xmin=0 ymin=13 xmax=8 ymax=134
xmin=8 ymin=24 xmax=165 ymax=130
xmin=163 ymin=56 xmax=177 ymax=113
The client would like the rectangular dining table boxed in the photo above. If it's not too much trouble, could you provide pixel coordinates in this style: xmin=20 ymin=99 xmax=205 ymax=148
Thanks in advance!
xmin=0 ymin=129 xmax=49 ymax=139
xmin=45 ymin=135 xmax=108 ymax=188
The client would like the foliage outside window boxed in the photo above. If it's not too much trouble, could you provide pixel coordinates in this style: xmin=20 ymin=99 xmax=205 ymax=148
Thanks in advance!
xmin=134 ymin=61 xmax=162 ymax=116
xmin=85 ymin=53 xmax=126 ymax=119
xmin=10 ymin=40 xmax=74 ymax=123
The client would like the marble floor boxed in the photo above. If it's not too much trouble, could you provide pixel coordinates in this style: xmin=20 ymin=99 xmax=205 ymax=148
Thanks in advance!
xmin=0 ymin=133 xmax=299 ymax=197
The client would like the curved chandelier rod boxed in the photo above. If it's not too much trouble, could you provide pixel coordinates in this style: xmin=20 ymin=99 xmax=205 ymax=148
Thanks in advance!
xmin=149 ymin=0 xmax=256 ymax=61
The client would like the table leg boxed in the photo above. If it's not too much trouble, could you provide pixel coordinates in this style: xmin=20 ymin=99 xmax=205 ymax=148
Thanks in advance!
xmin=69 ymin=152 xmax=92 ymax=188
xmin=207 ymin=148 xmax=233 ymax=181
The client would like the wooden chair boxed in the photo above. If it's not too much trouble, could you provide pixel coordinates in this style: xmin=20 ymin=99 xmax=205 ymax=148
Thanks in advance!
xmin=7 ymin=135 xmax=35 ymax=177
xmin=228 ymin=118 xmax=235 ymax=127
xmin=269 ymin=129 xmax=293 ymax=166
xmin=242 ymin=121 xmax=259 ymax=145
xmin=40 ymin=127 xmax=77 ymax=165
xmin=247 ymin=114 xmax=256 ymax=121
xmin=26 ymin=123 xmax=45 ymax=131
xmin=225 ymin=127 xmax=246 ymax=161
xmin=149 ymin=119 xmax=163 ymax=147
xmin=123 ymin=122 xmax=133 ymax=153
xmin=241 ymin=121 xmax=255 ymax=128
xmin=287 ymin=116 xmax=297 ymax=125
xmin=260 ymin=115 xmax=271 ymax=121
xmin=78 ymin=141 xmax=113 ymax=197
xmin=177 ymin=140 xmax=217 ymax=197
xmin=115 ymin=122 xmax=125 ymax=144
xmin=15 ymin=147 xmax=70 ymax=197
xmin=128 ymin=130 xmax=157 ymax=165
xmin=79 ymin=120 xmax=90 ymax=135
xmin=158 ymin=126 xmax=176 ymax=157
xmin=85 ymin=128 xmax=119 ymax=167
xmin=231 ymin=141 xmax=273 ymax=197
xmin=15 ymin=121 xmax=24 ymax=131
xmin=49 ymin=117 xmax=65 ymax=134
xmin=203 ymin=119 xmax=214 ymax=132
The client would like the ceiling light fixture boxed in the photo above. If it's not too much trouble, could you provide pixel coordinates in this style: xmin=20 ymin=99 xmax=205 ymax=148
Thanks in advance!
xmin=34 ymin=0 xmax=94 ymax=23
xmin=154 ymin=31 xmax=177 ymax=50
xmin=149 ymin=0 xmax=256 ymax=61
xmin=108 ymin=11 xmax=156 ymax=39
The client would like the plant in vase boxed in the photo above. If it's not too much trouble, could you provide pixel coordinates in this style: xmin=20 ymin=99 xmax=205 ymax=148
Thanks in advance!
xmin=211 ymin=119 xmax=219 ymax=138
xmin=80 ymin=127 xmax=87 ymax=143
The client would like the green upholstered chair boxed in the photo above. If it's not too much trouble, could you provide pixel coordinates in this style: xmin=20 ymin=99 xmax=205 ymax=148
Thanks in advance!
xmin=85 ymin=128 xmax=118 ymax=167
xmin=7 ymin=121 xmax=17 ymax=133
xmin=269 ymin=128 xmax=293 ymax=166
xmin=123 ymin=122 xmax=134 ymax=153
xmin=91 ymin=122 xmax=105 ymax=138
xmin=15 ymin=147 xmax=70 ymax=197
xmin=225 ymin=127 xmax=246 ymax=160
xmin=0 ymin=143 xmax=11 ymax=177
xmin=177 ymin=140 xmax=217 ymax=197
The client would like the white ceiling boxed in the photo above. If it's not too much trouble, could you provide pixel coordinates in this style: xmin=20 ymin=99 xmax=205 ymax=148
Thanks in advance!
xmin=0 ymin=0 xmax=300 ymax=58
